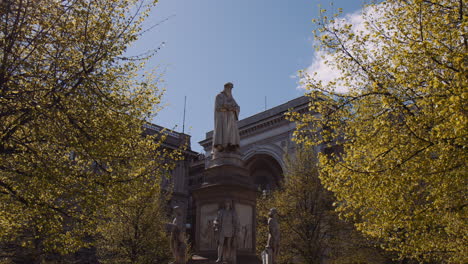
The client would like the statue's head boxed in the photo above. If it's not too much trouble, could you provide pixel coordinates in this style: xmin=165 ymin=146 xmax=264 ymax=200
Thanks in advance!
xmin=173 ymin=206 xmax=182 ymax=216
xmin=224 ymin=200 xmax=233 ymax=210
xmin=224 ymin=82 xmax=234 ymax=90
xmin=268 ymin=208 xmax=277 ymax=218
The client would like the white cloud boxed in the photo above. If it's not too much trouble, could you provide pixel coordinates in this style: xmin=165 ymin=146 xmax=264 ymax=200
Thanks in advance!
xmin=303 ymin=49 xmax=345 ymax=92
xmin=301 ymin=3 xmax=389 ymax=93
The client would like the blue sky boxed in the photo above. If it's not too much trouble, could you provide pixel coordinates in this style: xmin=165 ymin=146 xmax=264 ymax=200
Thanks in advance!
xmin=129 ymin=0 xmax=365 ymax=152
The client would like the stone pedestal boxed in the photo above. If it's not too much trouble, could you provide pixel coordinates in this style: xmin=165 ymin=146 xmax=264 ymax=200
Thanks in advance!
xmin=192 ymin=153 xmax=257 ymax=260
xmin=261 ymin=248 xmax=273 ymax=264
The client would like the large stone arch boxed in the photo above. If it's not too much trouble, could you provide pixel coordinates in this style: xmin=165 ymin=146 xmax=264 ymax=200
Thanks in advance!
xmin=242 ymin=144 xmax=285 ymax=170
xmin=244 ymin=153 xmax=283 ymax=191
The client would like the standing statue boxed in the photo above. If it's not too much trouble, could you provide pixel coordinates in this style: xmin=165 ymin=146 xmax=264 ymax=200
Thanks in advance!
xmin=213 ymin=200 xmax=239 ymax=263
xmin=213 ymin=82 xmax=240 ymax=153
xmin=262 ymin=208 xmax=280 ymax=264
xmin=166 ymin=206 xmax=186 ymax=264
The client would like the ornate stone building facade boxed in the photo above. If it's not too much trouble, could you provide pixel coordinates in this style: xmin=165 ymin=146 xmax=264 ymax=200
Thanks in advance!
xmin=142 ymin=123 xmax=198 ymax=223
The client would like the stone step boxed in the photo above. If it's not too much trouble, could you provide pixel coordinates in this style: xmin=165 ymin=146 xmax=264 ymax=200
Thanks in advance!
xmin=188 ymin=255 xmax=261 ymax=264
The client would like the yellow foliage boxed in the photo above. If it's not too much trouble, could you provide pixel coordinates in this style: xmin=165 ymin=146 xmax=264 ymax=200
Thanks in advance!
xmin=291 ymin=0 xmax=467 ymax=263
xmin=0 ymin=0 xmax=177 ymax=261
xmin=256 ymin=146 xmax=390 ymax=264
xmin=96 ymin=183 xmax=172 ymax=264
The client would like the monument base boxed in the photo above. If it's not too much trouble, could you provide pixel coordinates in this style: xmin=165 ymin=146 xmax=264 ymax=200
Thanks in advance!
xmin=192 ymin=157 xmax=257 ymax=261
xmin=208 ymin=151 xmax=243 ymax=168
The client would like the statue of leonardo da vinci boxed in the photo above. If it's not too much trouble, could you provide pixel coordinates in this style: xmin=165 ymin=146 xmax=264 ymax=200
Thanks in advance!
xmin=213 ymin=82 xmax=240 ymax=152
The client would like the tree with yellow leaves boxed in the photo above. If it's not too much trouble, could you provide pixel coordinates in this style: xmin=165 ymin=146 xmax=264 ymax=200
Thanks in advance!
xmin=290 ymin=0 xmax=467 ymax=262
xmin=0 ymin=0 xmax=177 ymax=262
xmin=96 ymin=182 xmax=173 ymax=264
xmin=256 ymin=146 xmax=391 ymax=264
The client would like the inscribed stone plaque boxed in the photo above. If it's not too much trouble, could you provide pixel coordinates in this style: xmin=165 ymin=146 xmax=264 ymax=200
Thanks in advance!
xmin=235 ymin=203 xmax=253 ymax=250
xmin=199 ymin=203 xmax=218 ymax=250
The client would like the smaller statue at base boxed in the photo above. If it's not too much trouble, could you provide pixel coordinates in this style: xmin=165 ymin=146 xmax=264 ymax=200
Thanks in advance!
xmin=166 ymin=206 xmax=186 ymax=264
xmin=262 ymin=208 xmax=280 ymax=264
xmin=214 ymin=200 xmax=239 ymax=264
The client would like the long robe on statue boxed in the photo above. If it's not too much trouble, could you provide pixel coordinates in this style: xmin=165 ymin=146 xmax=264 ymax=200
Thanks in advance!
xmin=213 ymin=91 xmax=240 ymax=150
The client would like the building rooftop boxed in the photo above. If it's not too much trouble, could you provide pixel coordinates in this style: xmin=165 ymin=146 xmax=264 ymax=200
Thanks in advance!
xmin=143 ymin=123 xmax=198 ymax=155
